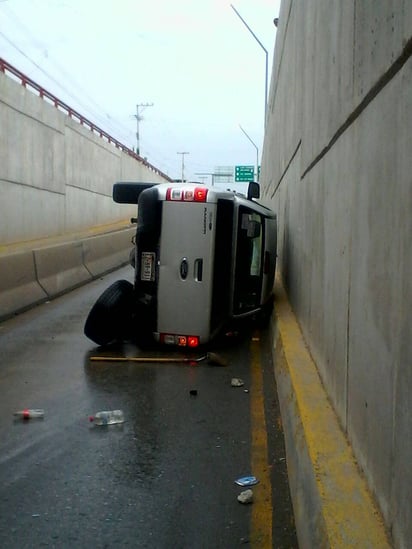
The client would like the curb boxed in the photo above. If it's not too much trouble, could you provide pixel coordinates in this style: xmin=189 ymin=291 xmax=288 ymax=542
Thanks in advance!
xmin=272 ymin=277 xmax=392 ymax=548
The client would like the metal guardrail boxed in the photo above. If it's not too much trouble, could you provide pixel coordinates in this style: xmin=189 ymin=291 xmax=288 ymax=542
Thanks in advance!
xmin=0 ymin=57 xmax=172 ymax=182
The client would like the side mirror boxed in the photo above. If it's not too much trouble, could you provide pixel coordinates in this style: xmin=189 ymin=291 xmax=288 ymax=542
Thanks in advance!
xmin=247 ymin=181 xmax=260 ymax=200
xmin=113 ymin=182 xmax=155 ymax=204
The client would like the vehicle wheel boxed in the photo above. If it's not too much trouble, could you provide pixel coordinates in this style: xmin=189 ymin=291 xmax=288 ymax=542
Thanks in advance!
xmin=84 ymin=280 xmax=134 ymax=345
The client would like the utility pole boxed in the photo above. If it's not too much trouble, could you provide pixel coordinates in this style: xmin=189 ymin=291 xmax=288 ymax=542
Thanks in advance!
xmin=177 ymin=152 xmax=189 ymax=183
xmin=134 ymin=102 xmax=153 ymax=155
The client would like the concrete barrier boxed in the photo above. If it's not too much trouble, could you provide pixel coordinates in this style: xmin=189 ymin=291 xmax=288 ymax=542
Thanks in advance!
xmin=0 ymin=250 xmax=48 ymax=320
xmin=34 ymin=241 xmax=92 ymax=297
xmin=0 ymin=228 xmax=135 ymax=320
xmin=82 ymin=228 xmax=134 ymax=277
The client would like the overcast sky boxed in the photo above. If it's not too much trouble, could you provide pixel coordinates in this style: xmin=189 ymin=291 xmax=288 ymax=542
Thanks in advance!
xmin=0 ymin=0 xmax=280 ymax=184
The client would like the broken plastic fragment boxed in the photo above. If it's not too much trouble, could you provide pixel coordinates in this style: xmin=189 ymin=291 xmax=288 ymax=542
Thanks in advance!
xmin=235 ymin=476 xmax=259 ymax=487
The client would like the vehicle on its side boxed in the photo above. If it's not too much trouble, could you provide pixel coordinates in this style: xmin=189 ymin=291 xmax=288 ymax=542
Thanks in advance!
xmin=84 ymin=181 xmax=277 ymax=347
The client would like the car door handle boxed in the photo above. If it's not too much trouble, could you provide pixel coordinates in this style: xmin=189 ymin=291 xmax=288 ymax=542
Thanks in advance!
xmin=194 ymin=258 xmax=203 ymax=282
xmin=180 ymin=258 xmax=189 ymax=280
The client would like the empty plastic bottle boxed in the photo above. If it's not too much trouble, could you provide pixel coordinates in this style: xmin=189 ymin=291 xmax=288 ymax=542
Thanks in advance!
xmin=90 ymin=410 xmax=125 ymax=425
xmin=14 ymin=409 xmax=44 ymax=419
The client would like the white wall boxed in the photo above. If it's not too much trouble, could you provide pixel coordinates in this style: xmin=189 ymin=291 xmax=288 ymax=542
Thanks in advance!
xmin=0 ymin=70 xmax=169 ymax=246
xmin=261 ymin=1 xmax=412 ymax=546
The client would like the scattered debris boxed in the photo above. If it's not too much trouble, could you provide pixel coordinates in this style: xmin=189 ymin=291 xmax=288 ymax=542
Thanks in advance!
xmin=13 ymin=409 xmax=44 ymax=420
xmin=237 ymin=489 xmax=254 ymax=504
xmin=89 ymin=352 xmax=228 ymax=367
xmin=231 ymin=378 xmax=244 ymax=387
xmin=235 ymin=476 xmax=259 ymax=487
xmin=90 ymin=410 xmax=124 ymax=425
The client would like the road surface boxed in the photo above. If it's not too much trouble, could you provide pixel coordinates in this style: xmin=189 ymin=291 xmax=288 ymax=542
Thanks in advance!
xmin=0 ymin=267 xmax=297 ymax=548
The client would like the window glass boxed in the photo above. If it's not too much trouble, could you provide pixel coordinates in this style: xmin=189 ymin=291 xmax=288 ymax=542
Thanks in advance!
xmin=233 ymin=207 xmax=264 ymax=313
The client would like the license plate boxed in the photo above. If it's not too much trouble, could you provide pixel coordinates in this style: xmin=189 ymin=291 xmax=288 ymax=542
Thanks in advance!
xmin=140 ymin=252 xmax=156 ymax=281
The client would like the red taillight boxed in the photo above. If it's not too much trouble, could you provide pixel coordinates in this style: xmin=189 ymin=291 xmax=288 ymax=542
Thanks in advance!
xmin=160 ymin=334 xmax=200 ymax=347
xmin=193 ymin=187 xmax=208 ymax=202
xmin=166 ymin=187 xmax=208 ymax=202
xmin=187 ymin=336 xmax=199 ymax=347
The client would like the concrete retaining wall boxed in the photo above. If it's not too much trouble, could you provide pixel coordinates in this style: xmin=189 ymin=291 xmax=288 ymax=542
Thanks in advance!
xmin=261 ymin=1 xmax=412 ymax=547
xmin=0 ymin=69 xmax=169 ymax=247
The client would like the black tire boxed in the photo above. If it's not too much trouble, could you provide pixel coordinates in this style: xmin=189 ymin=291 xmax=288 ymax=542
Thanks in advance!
xmin=84 ymin=280 xmax=134 ymax=346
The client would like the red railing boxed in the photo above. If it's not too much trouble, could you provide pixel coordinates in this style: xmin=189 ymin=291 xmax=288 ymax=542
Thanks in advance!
xmin=0 ymin=57 xmax=172 ymax=182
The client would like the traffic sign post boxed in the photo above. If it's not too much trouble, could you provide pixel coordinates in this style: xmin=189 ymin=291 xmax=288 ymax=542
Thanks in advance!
xmin=235 ymin=165 xmax=255 ymax=182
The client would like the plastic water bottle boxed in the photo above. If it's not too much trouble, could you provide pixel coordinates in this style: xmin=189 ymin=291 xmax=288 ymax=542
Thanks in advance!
xmin=14 ymin=409 xmax=45 ymax=419
xmin=90 ymin=410 xmax=125 ymax=425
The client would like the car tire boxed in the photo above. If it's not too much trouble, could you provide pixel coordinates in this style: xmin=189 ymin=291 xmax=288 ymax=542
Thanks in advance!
xmin=84 ymin=280 xmax=134 ymax=346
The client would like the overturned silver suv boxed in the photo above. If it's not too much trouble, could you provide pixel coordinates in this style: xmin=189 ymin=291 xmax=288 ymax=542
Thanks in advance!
xmin=84 ymin=181 xmax=277 ymax=348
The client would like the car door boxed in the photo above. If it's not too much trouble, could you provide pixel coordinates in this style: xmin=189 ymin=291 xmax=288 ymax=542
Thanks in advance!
xmin=157 ymin=200 xmax=216 ymax=341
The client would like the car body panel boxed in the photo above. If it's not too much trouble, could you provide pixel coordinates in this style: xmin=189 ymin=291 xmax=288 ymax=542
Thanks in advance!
xmin=157 ymin=201 xmax=216 ymax=340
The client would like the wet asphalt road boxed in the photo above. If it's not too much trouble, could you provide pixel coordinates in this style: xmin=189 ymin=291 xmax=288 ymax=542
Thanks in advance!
xmin=0 ymin=267 xmax=297 ymax=548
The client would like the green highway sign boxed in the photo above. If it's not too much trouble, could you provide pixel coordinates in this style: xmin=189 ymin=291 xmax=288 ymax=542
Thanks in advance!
xmin=235 ymin=165 xmax=254 ymax=182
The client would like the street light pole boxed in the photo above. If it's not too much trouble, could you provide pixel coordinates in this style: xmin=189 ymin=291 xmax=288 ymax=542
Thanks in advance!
xmin=230 ymin=4 xmax=268 ymax=128
xmin=239 ymin=125 xmax=259 ymax=182
xmin=177 ymin=152 xmax=189 ymax=183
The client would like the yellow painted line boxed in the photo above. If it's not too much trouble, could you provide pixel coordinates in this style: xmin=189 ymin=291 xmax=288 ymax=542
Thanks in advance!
xmin=275 ymin=278 xmax=391 ymax=547
xmin=249 ymin=333 xmax=273 ymax=548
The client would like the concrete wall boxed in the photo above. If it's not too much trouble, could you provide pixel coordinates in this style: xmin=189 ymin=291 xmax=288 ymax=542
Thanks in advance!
xmin=261 ymin=1 xmax=412 ymax=547
xmin=0 ymin=69 xmax=169 ymax=247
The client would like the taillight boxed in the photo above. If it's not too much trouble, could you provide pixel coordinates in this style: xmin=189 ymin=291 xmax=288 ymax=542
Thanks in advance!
xmin=160 ymin=334 xmax=200 ymax=347
xmin=193 ymin=187 xmax=208 ymax=202
xmin=166 ymin=187 xmax=208 ymax=202
xmin=187 ymin=336 xmax=199 ymax=347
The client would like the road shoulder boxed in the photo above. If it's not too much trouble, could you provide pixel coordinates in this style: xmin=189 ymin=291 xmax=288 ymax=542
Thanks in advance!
xmin=272 ymin=277 xmax=391 ymax=548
